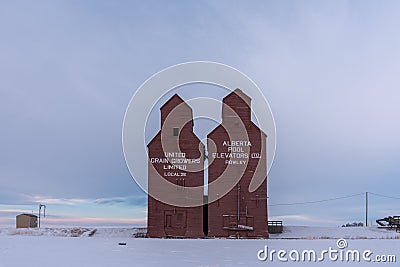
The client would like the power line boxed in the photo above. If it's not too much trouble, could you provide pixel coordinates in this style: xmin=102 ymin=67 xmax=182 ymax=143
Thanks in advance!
xmin=369 ymin=192 xmax=400 ymax=200
xmin=269 ymin=193 xmax=364 ymax=206
xmin=269 ymin=192 xmax=400 ymax=207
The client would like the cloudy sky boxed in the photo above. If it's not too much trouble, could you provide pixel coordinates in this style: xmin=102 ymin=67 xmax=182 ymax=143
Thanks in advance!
xmin=1 ymin=1 xmax=400 ymax=227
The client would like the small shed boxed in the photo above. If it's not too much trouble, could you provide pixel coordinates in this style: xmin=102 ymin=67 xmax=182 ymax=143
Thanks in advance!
xmin=16 ymin=213 xmax=38 ymax=228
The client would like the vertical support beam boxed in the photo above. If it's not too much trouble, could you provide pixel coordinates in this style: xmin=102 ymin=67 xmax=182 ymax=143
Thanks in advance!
xmin=365 ymin=192 xmax=368 ymax=227
xmin=38 ymin=205 xmax=41 ymax=228
xmin=237 ymin=185 xmax=241 ymax=221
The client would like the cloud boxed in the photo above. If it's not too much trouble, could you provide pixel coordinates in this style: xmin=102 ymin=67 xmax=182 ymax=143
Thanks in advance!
xmin=43 ymin=217 xmax=146 ymax=226
xmin=93 ymin=196 xmax=146 ymax=206
xmin=26 ymin=196 xmax=88 ymax=206
xmin=24 ymin=195 xmax=146 ymax=207
xmin=1 ymin=1 xmax=400 ymax=227
xmin=0 ymin=208 xmax=146 ymax=227
xmin=0 ymin=209 xmax=33 ymax=214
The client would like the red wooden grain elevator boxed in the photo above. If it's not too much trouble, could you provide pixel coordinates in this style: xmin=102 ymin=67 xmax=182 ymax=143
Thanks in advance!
xmin=147 ymin=90 xmax=268 ymax=238
xmin=147 ymin=94 xmax=204 ymax=238
xmin=207 ymin=89 xmax=268 ymax=238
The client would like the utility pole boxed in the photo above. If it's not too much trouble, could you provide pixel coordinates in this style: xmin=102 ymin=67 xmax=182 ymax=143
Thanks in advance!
xmin=38 ymin=204 xmax=46 ymax=228
xmin=365 ymin=192 xmax=368 ymax=227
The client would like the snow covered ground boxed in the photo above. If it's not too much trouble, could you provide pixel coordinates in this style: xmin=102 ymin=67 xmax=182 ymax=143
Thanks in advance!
xmin=0 ymin=227 xmax=145 ymax=238
xmin=270 ymin=226 xmax=400 ymax=239
xmin=0 ymin=226 xmax=399 ymax=266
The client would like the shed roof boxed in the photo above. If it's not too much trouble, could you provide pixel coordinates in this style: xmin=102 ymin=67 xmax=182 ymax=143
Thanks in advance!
xmin=17 ymin=213 xmax=38 ymax=218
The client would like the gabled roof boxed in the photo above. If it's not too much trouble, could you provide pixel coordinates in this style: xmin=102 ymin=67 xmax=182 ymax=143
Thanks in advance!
xmin=250 ymin=120 xmax=267 ymax=138
xmin=207 ymin=120 xmax=266 ymax=138
xmin=223 ymin=88 xmax=251 ymax=106
xmin=147 ymin=130 xmax=161 ymax=148
xmin=206 ymin=123 xmax=225 ymax=138
xmin=207 ymin=89 xmax=267 ymax=137
xmin=160 ymin=94 xmax=192 ymax=111
xmin=148 ymin=94 xmax=195 ymax=147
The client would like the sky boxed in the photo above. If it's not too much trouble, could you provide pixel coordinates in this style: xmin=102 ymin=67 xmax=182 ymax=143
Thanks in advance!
xmin=1 ymin=0 xmax=400 ymax=227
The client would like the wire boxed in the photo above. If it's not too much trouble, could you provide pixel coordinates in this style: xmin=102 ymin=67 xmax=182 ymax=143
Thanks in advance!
xmin=369 ymin=192 xmax=400 ymax=200
xmin=269 ymin=193 xmax=365 ymax=206
xmin=268 ymin=192 xmax=400 ymax=207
